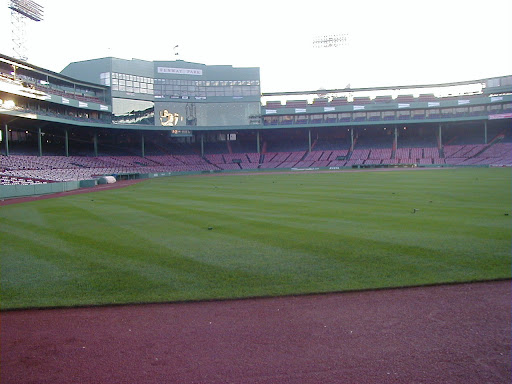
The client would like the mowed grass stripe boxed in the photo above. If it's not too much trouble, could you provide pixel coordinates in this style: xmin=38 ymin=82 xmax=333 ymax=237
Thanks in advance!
xmin=1 ymin=168 xmax=510 ymax=309
xmin=1 ymin=196 xmax=298 ymax=307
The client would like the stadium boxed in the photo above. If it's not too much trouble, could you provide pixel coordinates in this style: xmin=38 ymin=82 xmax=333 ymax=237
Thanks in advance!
xmin=1 ymin=2 xmax=511 ymax=382
xmin=1 ymin=53 xmax=511 ymax=191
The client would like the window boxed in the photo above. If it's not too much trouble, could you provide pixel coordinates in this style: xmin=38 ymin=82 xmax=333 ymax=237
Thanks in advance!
xmin=469 ymin=106 xmax=485 ymax=114
xmin=112 ymin=98 xmax=154 ymax=125
xmin=487 ymin=78 xmax=500 ymax=88
xmin=147 ymin=76 xmax=259 ymax=98
xmin=488 ymin=104 xmax=502 ymax=112
xmin=99 ymin=72 xmax=111 ymax=86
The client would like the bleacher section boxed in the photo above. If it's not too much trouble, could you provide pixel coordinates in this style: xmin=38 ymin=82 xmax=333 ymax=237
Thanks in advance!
xmin=1 ymin=131 xmax=510 ymax=182
xmin=443 ymin=143 xmax=511 ymax=166
xmin=0 ymin=154 xmax=217 ymax=181
xmin=204 ymin=153 xmax=261 ymax=170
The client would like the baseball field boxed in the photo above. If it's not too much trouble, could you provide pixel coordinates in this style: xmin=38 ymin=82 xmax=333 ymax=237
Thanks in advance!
xmin=1 ymin=167 xmax=511 ymax=310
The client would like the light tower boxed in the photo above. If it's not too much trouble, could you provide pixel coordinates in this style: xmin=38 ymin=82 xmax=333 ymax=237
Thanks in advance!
xmin=312 ymin=33 xmax=349 ymax=49
xmin=312 ymin=33 xmax=351 ymax=91
xmin=8 ymin=0 xmax=44 ymax=61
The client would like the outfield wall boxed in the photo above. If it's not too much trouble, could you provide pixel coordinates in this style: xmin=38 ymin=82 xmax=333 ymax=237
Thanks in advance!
xmin=0 ymin=180 xmax=95 ymax=199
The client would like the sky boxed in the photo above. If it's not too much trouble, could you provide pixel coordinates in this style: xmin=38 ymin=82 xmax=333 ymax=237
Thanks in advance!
xmin=1 ymin=0 xmax=511 ymax=93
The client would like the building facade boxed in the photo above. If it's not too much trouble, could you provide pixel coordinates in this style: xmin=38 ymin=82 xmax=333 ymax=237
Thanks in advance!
xmin=61 ymin=58 xmax=261 ymax=134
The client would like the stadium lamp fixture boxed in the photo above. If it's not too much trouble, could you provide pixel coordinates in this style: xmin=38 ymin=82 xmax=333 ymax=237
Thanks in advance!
xmin=8 ymin=0 xmax=44 ymax=22
xmin=313 ymin=33 xmax=349 ymax=48
xmin=1 ymin=100 xmax=16 ymax=109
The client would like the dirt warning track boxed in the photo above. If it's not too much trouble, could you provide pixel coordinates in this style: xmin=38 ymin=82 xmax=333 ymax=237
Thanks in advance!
xmin=2 ymin=281 xmax=510 ymax=384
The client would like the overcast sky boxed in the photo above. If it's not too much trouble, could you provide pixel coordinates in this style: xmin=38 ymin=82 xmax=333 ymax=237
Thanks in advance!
xmin=1 ymin=0 xmax=511 ymax=93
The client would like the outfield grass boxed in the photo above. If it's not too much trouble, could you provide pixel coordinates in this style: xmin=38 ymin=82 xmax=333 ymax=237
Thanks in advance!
xmin=1 ymin=167 xmax=511 ymax=309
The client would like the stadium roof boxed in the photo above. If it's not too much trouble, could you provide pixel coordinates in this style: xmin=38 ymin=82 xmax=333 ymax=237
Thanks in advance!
xmin=262 ymin=75 xmax=511 ymax=97
xmin=0 ymin=53 xmax=108 ymax=91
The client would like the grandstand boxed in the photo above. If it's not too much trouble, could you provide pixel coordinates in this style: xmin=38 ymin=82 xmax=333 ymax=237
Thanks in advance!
xmin=1 ymin=53 xmax=511 ymax=189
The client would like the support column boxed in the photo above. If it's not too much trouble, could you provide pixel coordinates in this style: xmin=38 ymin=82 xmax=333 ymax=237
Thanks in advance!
xmin=141 ymin=133 xmax=145 ymax=158
xmin=438 ymin=124 xmax=443 ymax=148
xmin=350 ymin=128 xmax=354 ymax=151
xmin=64 ymin=129 xmax=69 ymax=157
xmin=256 ymin=131 xmax=260 ymax=154
xmin=394 ymin=126 xmax=398 ymax=150
xmin=484 ymin=121 xmax=488 ymax=144
xmin=38 ymin=127 xmax=43 ymax=157
xmin=4 ymin=124 xmax=9 ymax=156
xmin=308 ymin=129 xmax=312 ymax=152
xmin=200 ymin=134 xmax=204 ymax=157
xmin=93 ymin=132 xmax=98 ymax=157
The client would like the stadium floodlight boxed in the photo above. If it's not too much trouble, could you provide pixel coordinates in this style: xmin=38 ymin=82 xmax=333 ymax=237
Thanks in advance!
xmin=2 ymin=100 xmax=16 ymax=109
xmin=9 ymin=0 xmax=44 ymax=22
xmin=312 ymin=33 xmax=349 ymax=48
xmin=8 ymin=0 xmax=44 ymax=61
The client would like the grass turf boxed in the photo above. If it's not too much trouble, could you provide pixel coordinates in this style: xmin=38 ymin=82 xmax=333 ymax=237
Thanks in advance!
xmin=1 ymin=167 xmax=511 ymax=309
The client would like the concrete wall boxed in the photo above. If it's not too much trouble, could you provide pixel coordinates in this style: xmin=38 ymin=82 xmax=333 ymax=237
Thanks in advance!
xmin=0 ymin=180 xmax=96 ymax=199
